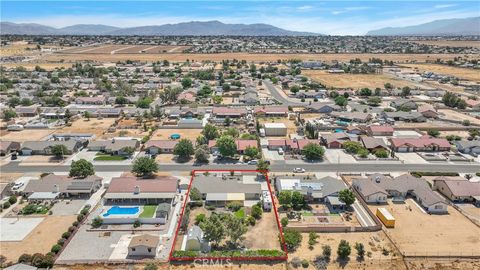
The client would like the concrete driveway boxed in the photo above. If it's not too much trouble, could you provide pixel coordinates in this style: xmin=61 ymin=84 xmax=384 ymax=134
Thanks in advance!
xmin=324 ymin=149 xmax=357 ymax=163
xmin=262 ymin=149 xmax=285 ymax=161
xmin=396 ymin=153 xmax=429 ymax=164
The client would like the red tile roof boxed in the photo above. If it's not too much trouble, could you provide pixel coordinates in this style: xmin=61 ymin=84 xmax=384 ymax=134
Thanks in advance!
xmin=390 ymin=135 xmax=450 ymax=148
xmin=368 ymin=125 xmax=394 ymax=133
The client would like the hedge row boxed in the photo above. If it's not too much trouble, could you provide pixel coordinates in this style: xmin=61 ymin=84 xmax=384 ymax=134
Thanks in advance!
xmin=411 ymin=172 xmax=459 ymax=178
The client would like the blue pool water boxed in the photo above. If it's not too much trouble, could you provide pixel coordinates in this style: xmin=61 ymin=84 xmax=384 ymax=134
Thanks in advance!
xmin=334 ymin=129 xmax=344 ymax=133
xmin=170 ymin=133 xmax=181 ymax=139
xmin=103 ymin=206 xmax=139 ymax=217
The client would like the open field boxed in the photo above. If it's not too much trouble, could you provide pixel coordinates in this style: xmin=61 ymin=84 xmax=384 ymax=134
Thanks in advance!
xmin=258 ymin=117 xmax=297 ymax=135
xmin=401 ymin=63 xmax=480 ymax=81
xmin=0 ymin=215 xmax=77 ymax=264
xmin=1 ymin=129 xmax=54 ymax=142
xmin=58 ymin=118 xmax=116 ymax=138
xmin=303 ymin=70 xmax=421 ymax=90
xmin=40 ymin=53 xmax=477 ymax=64
xmin=368 ymin=199 xmax=480 ymax=256
xmin=244 ymin=211 xmax=282 ymax=250
xmin=1 ymin=62 xmax=75 ymax=71
xmin=438 ymin=109 xmax=480 ymax=126
xmin=0 ymin=44 xmax=37 ymax=56
xmin=409 ymin=40 xmax=480 ymax=48
xmin=151 ymin=128 xmax=202 ymax=141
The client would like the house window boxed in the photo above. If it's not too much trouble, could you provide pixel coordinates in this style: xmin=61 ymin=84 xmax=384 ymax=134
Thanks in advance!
xmin=148 ymin=248 xmax=152 ymax=253
xmin=434 ymin=205 xmax=443 ymax=210
xmin=132 ymin=248 xmax=136 ymax=252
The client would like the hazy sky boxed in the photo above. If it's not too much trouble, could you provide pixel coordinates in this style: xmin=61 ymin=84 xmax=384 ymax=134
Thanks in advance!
xmin=2 ymin=1 xmax=479 ymax=35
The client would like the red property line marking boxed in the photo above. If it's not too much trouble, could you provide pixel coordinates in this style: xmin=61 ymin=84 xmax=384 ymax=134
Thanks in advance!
xmin=168 ymin=169 xmax=288 ymax=262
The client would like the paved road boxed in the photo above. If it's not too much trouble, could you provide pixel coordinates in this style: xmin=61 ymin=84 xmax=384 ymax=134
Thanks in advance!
xmin=2 ymin=161 xmax=479 ymax=173
xmin=263 ymin=80 xmax=304 ymax=106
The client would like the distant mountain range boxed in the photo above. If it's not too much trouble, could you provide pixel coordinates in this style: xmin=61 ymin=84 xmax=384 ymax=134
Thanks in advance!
xmin=367 ymin=17 xmax=480 ymax=36
xmin=0 ymin=20 xmax=319 ymax=36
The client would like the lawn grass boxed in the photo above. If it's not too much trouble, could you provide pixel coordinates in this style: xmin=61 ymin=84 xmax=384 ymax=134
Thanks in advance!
xmin=302 ymin=211 xmax=314 ymax=216
xmin=94 ymin=155 xmax=127 ymax=161
xmin=234 ymin=208 xmax=245 ymax=219
xmin=139 ymin=205 xmax=157 ymax=218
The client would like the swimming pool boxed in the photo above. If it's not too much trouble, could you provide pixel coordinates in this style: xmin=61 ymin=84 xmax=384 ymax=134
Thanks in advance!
xmin=103 ymin=206 xmax=139 ymax=217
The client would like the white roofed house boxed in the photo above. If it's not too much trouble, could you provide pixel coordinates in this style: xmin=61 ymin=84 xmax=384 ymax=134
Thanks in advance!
xmin=128 ymin=234 xmax=159 ymax=258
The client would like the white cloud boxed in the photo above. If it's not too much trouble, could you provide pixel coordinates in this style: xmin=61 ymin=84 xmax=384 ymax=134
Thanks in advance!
xmin=434 ymin=4 xmax=457 ymax=9
xmin=297 ymin=5 xmax=313 ymax=11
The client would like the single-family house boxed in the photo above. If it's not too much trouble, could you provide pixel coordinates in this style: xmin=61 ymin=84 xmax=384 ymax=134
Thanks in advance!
xmin=433 ymin=177 xmax=480 ymax=206
xmin=390 ymin=98 xmax=417 ymax=110
xmin=128 ymin=234 xmax=159 ymax=257
xmin=306 ymin=103 xmax=340 ymax=113
xmin=417 ymin=104 xmax=438 ymax=118
xmin=361 ymin=136 xmax=389 ymax=153
xmin=366 ymin=125 xmax=394 ymax=136
xmin=454 ymin=140 xmax=480 ymax=156
xmin=75 ymin=96 xmax=106 ymax=105
xmin=87 ymin=139 xmax=139 ymax=155
xmin=145 ymin=140 xmax=178 ymax=154
xmin=0 ymin=141 xmax=21 ymax=155
xmin=212 ymin=107 xmax=247 ymax=118
xmin=254 ymin=106 xmax=289 ymax=117
xmin=389 ymin=135 xmax=451 ymax=152
xmin=321 ymin=132 xmax=351 ymax=148
xmin=20 ymin=140 xmax=83 ymax=155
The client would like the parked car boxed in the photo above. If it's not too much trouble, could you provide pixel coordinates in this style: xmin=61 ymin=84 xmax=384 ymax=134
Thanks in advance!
xmin=12 ymin=181 xmax=24 ymax=190
xmin=248 ymin=160 xmax=258 ymax=165
xmin=278 ymin=148 xmax=284 ymax=155
xmin=293 ymin=168 xmax=306 ymax=173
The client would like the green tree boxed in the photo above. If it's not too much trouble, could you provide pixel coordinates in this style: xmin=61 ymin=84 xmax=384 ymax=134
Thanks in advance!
xmin=69 ymin=159 xmax=94 ymax=178
xmin=359 ymin=88 xmax=372 ymax=96
xmin=173 ymin=139 xmax=194 ymax=159
xmin=401 ymin=86 xmax=411 ymax=97
xmin=51 ymin=144 xmax=69 ymax=158
xmin=92 ymin=216 xmax=103 ymax=228
xmin=339 ymin=189 xmax=356 ymax=207
xmin=216 ymin=135 xmax=237 ymax=157
xmin=281 ymin=217 xmax=289 ymax=227
xmin=427 ymin=129 xmax=440 ymax=137
xmin=212 ymin=95 xmax=223 ymax=104
xmin=189 ymin=187 xmax=202 ymax=201
xmin=224 ymin=127 xmax=239 ymax=138
xmin=194 ymin=145 xmax=210 ymax=163
xmin=181 ymin=77 xmax=192 ymax=89
xmin=367 ymin=96 xmax=381 ymax=106
xmin=322 ymin=245 xmax=332 ymax=260
xmin=225 ymin=215 xmax=248 ymax=244
xmin=196 ymin=135 xmax=208 ymax=146
xmin=302 ymin=143 xmax=325 ymax=160
xmin=144 ymin=263 xmax=158 ymax=270
xmin=244 ymin=146 xmax=259 ymax=159
xmin=200 ymin=214 xmax=225 ymax=246
xmin=308 ymin=232 xmax=319 ymax=249
xmin=357 ymin=148 xmax=369 ymax=158
xmin=283 ymin=229 xmax=302 ymax=251
xmin=343 ymin=141 xmax=363 ymax=154
xmin=290 ymin=85 xmax=300 ymax=94
xmin=291 ymin=191 xmax=305 ymax=210
xmin=202 ymin=124 xmax=219 ymax=140
xmin=374 ymin=149 xmax=389 ymax=158
xmin=132 ymin=156 xmax=158 ymax=177
xmin=337 ymin=240 xmax=351 ymax=260
xmin=335 ymin=95 xmax=347 ymax=107
xmin=2 ymin=109 xmax=16 ymax=121
xmin=256 ymin=159 xmax=270 ymax=172
xmin=278 ymin=191 xmax=292 ymax=208
xmin=354 ymin=242 xmax=365 ymax=260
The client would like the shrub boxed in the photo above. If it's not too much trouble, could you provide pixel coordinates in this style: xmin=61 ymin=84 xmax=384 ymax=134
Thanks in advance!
xmin=283 ymin=229 xmax=302 ymax=252
xmin=322 ymin=245 xmax=332 ymax=260
xmin=68 ymin=226 xmax=76 ymax=232
xmin=245 ymin=215 xmax=256 ymax=226
xmin=195 ymin=214 xmax=206 ymax=225
xmin=281 ymin=217 xmax=289 ymax=227
xmin=62 ymin=231 xmax=71 ymax=239
xmin=51 ymin=244 xmax=62 ymax=254
xmin=133 ymin=220 xmax=141 ymax=228
xmin=355 ymin=242 xmax=365 ymax=260
xmin=337 ymin=240 xmax=351 ymax=260
xmin=291 ymin=257 xmax=302 ymax=268
xmin=144 ymin=262 xmax=158 ymax=270
xmin=77 ymin=214 xmax=85 ymax=222
xmin=72 ymin=221 xmax=79 ymax=227
xmin=226 ymin=201 xmax=242 ymax=212
xmin=80 ymin=208 xmax=89 ymax=215
xmin=308 ymin=232 xmax=318 ymax=249
xmin=3 ymin=202 xmax=11 ymax=209
xmin=206 ymin=205 xmax=216 ymax=211
xmin=8 ymin=195 xmax=17 ymax=205
xmin=251 ymin=204 xmax=263 ymax=219
xmin=57 ymin=238 xmax=65 ymax=246
xmin=18 ymin=253 xmax=32 ymax=264
xmin=301 ymin=259 xmax=309 ymax=268
xmin=92 ymin=216 xmax=103 ymax=228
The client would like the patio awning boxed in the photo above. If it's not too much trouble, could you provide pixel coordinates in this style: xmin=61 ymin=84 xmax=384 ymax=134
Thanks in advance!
xmin=227 ymin=193 xmax=245 ymax=201
xmin=206 ymin=193 xmax=227 ymax=201
xmin=326 ymin=196 xmax=345 ymax=206
xmin=28 ymin=192 xmax=60 ymax=200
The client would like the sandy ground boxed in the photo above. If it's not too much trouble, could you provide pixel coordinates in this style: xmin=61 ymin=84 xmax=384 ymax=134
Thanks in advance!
xmin=1 ymin=129 xmax=54 ymax=142
xmin=402 ymin=64 xmax=480 ymax=81
xmin=40 ymin=53 xmax=475 ymax=64
xmin=258 ymin=118 xmax=297 ymax=135
xmin=0 ymin=215 xmax=77 ymax=264
xmin=59 ymin=118 xmax=116 ymax=138
xmin=0 ymin=44 xmax=38 ymax=56
xmin=290 ymin=231 xmax=397 ymax=262
xmin=408 ymin=40 xmax=480 ymax=48
xmin=303 ymin=70 xmax=420 ymax=90
xmin=438 ymin=109 xmax=480 ymax=126
xmin=61 ymin=45 xmax=190 ymax=54
xmin=244 ymin=211 xmax=283 ymax=250
xmin=1 ymin=62 xmax=75 ymax=71
xmin=0 ymin=173 xmax=23 ymax=183
xmin=107 ymin=128 xmax=148 ymax=139
xmin=151 ymin=128 xmax=202 ymax=141
xmin=368 ymin=199 xmax=480 ymax=256
xmin=405 ymin=258 xmax=480 ymax=270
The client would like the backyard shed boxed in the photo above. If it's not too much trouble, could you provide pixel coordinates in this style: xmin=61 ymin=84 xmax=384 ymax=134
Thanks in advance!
xmin=376 ymin=207 xmax=395 ymax=228
xmin=263 ymin=123 xmax=287 ymax=136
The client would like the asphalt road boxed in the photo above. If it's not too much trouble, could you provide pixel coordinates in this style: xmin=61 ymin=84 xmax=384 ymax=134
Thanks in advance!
xmin=263 ymin=80 xmax=305 ymax=106
xmin=2 ymin=161 xmax=479 ymax=173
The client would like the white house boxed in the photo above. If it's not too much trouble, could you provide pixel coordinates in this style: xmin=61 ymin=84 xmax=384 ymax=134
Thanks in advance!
xmin=128 ymin=234 xmax=159 ymax=257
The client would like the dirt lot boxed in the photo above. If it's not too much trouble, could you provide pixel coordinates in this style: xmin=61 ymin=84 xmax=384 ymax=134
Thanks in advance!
xmin=0 ymin=215 xmax=77 ymax=264
xmin=406 ymin=258 xmax=480 ymax=270
xmin=401 ymin=64 xmax=480 ymax=81
xmin=368 ymin=199 xmax=480 ymax=256
xmin=1 ymin=129 xmax=54 ymax=142
xmin=1 ymin=62 xmax=75 ymax=71
xmin=409 ymin=40 xmax=480 ymax=48
xmin=59 ymin=118 xmax=116 ymax=138
xmin=258 ymin=117 xmax=297 ymax=135
xmin=290 ymin=231 xmax=397 ymax=262
xmin=244 ymin=211 xmax=283 ymax=250
xmin=41 ymin=53 xmax=475 ymax=64
xmin=55 ymin=262 xmax=288 ymax=270
xmin=303 ymin=70 xmax=421 ymax=90
xmin=107 ymin=128 xmax=148 ymax=139
xmin=0 ymin=43 xmax=37 ymax=56
xmin=0 ymin=173 xmax=23 ymax=183
xmin=60 ymin=44 xmax=190 ymax=54
xmin=438 ymin=109 xmax=480 ymax=126
xmin=151 ymin=128 xmax=202 ymax=141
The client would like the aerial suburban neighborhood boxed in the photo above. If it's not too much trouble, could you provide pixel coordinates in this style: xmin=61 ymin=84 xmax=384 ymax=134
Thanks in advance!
xmin=0 ymin=1 xmax=479 ymax=270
